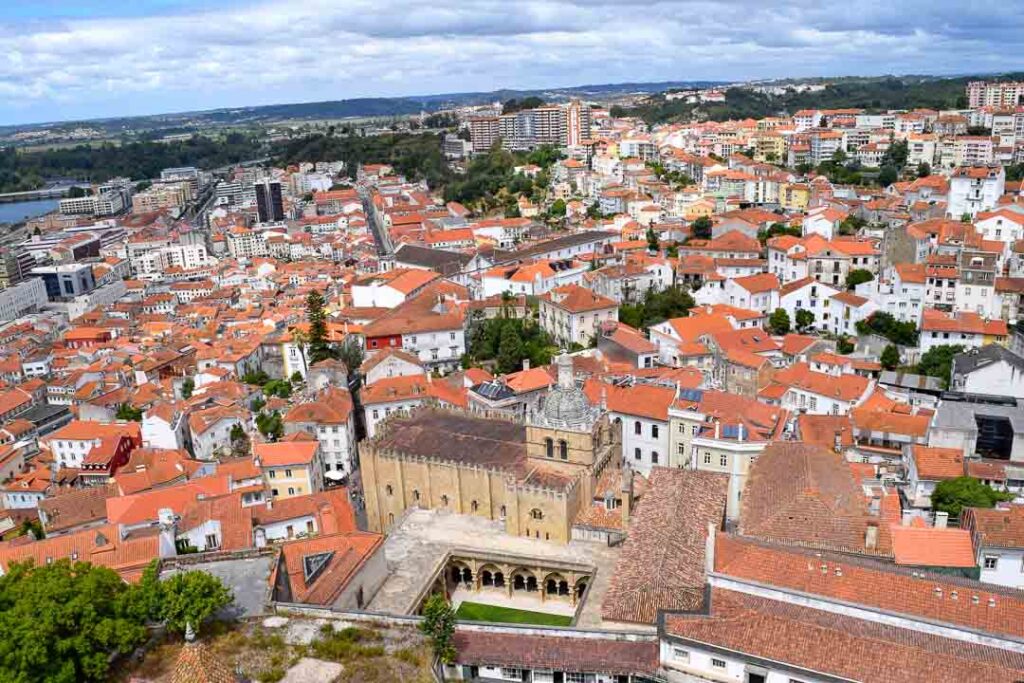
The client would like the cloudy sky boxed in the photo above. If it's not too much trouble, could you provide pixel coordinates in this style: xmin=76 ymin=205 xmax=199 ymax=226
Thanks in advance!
xmin=2 ymin=0 xmax=1024 ymax=126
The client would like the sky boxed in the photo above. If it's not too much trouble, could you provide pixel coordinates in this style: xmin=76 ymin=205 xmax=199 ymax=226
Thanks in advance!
xmin=2 ymin=0 xmax=1024 ymax=126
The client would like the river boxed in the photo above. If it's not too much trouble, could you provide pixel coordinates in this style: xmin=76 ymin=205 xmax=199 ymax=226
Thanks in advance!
xmin=0 ymin=198 xmax=60 ymax=225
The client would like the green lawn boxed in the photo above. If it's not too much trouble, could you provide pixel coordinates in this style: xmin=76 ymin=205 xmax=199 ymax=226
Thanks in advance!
xmin=455 ymin=601 xmax=573 ymax=626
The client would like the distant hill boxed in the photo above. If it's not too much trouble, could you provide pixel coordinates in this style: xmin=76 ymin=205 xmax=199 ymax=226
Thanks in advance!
xmin=0 ymin=80 xmax=726 ymax=137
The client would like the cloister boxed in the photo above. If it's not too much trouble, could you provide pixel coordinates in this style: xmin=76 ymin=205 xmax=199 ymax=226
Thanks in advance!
xmin=440 ymin=553 xmax=592 ymax=608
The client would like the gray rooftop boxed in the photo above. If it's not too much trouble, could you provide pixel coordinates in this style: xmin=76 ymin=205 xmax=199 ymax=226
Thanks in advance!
xmin=932 ymin=395 xmax=1024 ymax=434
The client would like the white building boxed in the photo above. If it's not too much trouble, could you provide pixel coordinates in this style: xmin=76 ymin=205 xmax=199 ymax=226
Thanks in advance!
xmin=948 ymin=165 xmax=1005 ymax=219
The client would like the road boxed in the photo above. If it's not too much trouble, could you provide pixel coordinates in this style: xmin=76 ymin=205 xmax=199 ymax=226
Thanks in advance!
xmin=358 ymin=182 xmax=395 ymax=259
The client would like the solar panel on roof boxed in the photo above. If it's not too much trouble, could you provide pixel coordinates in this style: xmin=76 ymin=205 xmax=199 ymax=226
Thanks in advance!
xmin=678 ymin=388 xmax=704 ymax=402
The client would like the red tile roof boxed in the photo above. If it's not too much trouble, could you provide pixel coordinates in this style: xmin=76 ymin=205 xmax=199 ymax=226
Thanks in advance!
xmin=890 ymin=525 xmax=977 ymax=568
xmin=663 ymin=587 xmax=1024 ymax=683
xmin=601 ymin=468 xmax=728 ymax=624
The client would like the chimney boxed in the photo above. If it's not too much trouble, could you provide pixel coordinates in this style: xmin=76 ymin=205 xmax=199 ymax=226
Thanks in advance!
xmin=522 ymin=358 xmax=531 ymax=371
xmin=621 ymin=461 xmax=634 ymax=526
xmin=704 ymin=521 xmax=717 ymax=575
xmin=557 ymin=353 xmax=573 ymax=389
xmin=865 ymin=522 xmax=879 ymax=550
xmin=714 ymin=420 xmax=721 ymax=439
xmin=935 ymin=511 xmax=949 ymax=529
xmin=158 ymin=508 xmax=178 ymax=559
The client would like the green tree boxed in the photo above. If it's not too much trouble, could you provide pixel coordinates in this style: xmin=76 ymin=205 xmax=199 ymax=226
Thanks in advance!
xmin=880 ymin=344 xmax=901 ymax=371
xmin=931 ymin=477 xmax=1013 ymax=519
xmin=646 ymin=226 xmax=659 ymax=252
xmin=845 ymin=269 xmax=874 ymax=290
xmin=795 ymin=308 xmax=815 ymax=333
xmin=836 ymin=336 xmax=855 ymax=354
xmin=877 ymin=165 xmax=898 ymax=187
xmin=0 ymin=560 xmax=148 ymax=682
xmin=691 ymin=215 xmax=713 ymax=240
xmin=229 ymin=423 xmax=250 ymax=457
xmin=307 ymin=289 xmax=337 ymax=365
xmin=256 ymin=411 xmax=284 ymax=441
xmin=181 ymin=377 xmax=194 ymax=400
xmin=158 ymin=570 xmax=233 ymax=636
xmin=917 ymin=162 xmax=931 ymax=178
xmin=916 ymin=344 xmax=965 ymax=387
xmin=549 ymin=198 xmax=567 ymax=218
xmin=496 ymin=325 xmax=526 ymax=374
xmin=290 ymin=371 xmax=304 ymax=384
xmin=856 ymin=312 xmax=919 ymax=346
xmin=768 ymin=308 xmax=791 ymax=335
xmin=116 ymin=404 xmax=144 ymax=422
xmin=263 ymin=379 xmax=292 ymax=399
xmin=337 ymin=336 xmax=365 ymax=375
xmin=420 ymin=593 xmax=456 ymax=665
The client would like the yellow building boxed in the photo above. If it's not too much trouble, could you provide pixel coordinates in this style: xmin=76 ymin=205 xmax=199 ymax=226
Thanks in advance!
xmin=255 ymin=438 xmax=324 ymax=500
xmin=779 ymin=182 xmax=810 ymax=212
xmin=753 ymin=132 xmax=786 ymax=163
xmin=361 ymin=356 xmax=621 ymax=543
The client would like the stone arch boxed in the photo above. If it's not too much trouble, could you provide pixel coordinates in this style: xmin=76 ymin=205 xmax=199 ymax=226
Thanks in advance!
xmin=478 ymin=563 xmax=503 ymax=588
xmin=575 ymin=576 xmax=589 ymax=599
xmin=449 ymin=559 xmax=472 ymax=586
xmin=543 ymin=571 xmax=567 ymax=596
xmin=530 ymin=507 xmax=544 ymax=520
xmin=545 ymin=437 xmax=554 ymax=458
xmin=558 ymin=439 xmax=568 ymax=460
xmin=511 ymin=568 xmax=537 ymax=592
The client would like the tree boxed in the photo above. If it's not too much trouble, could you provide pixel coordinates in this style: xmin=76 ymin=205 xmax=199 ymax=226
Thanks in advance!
xmin=337 ymin=336 xmax=365 ymax=375
xmin=857 ymin=312 xmax=918 ymax=346
xmin=768 ymin=308 xmax=791 ymax=335
xmin=880 ymin=344 xmax=901 ymax=371
xmin=548 ymin=198 xmax=566 ymax=218
xmin=916 ymin=344 xmax=965 ymax=387
xmin=307 ymin=289 xmax=337 ymax=365
xmin=263 ymin=379 xmax=292 ymax=399
xmin=877 ymin=165 xmax=898 ymax=187
xmin=932 ymin=477 xmax=1013 ymax=519
xmin=846 ymin=269 xmax=874 ymax=290
xmin=256 ymin=411 xmax=284 ymax=441
xmin=420 ymin=593 xmax=456 ymax=665
xmin=496 ymin=326 xmax=526 ymax=375
xmin=917 ymin=162 xmax=931 ymax=178
xmin=691 ymin=215 xmax=713 ymax=240
xmin=158 ymin=570 xmax=233 ymax=636
xmin=646 ymin=226 xmax=659 ymax=252
xmin=181 ymin=377 xmax=194 ymax=400
xmin=229 ymin=423 xmax=250 ymax=457
xmin=0 ymin=560 xmax=148 ymax=682
xmin=795 ymin=308 xmax=815 ymax=333
xmin=115 ymin=404 xmax=143 ymax=422
xmin=836 ymin=336 xmax=855 ymax=354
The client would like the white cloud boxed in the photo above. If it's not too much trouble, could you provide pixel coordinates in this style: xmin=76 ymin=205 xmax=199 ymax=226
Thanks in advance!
xmin=0 ymin=0 xmax=1023 ymax=124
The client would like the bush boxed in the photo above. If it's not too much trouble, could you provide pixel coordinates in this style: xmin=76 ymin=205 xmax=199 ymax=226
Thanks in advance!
xmin=932 ymin=477 xmax=1013 ymax=518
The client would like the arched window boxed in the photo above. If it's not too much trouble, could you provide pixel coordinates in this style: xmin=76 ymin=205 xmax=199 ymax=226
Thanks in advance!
xmin=385 ymin=484 xmax=393 ymax=496
xmin=544 ymin=437 xmax=554 ymax=458
xmin=530 ymin=508 xmax=544 ymax=520
xmin=634 ymin=421 xmax=642 ymax=435
xmin=412 ymin=489 xmax=420 ymax=502
xmin=387 ymin=513 xmax=394 ymax=525
xmin=499 ymin=505 xmax=506 ymax=519
xmin=441 ymin=494 xmax=449 ymax=507
xmin=558 ymin=439 xmax=568 ymax=460
xmin=471 ymin=500 xmax=479 ymax=512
